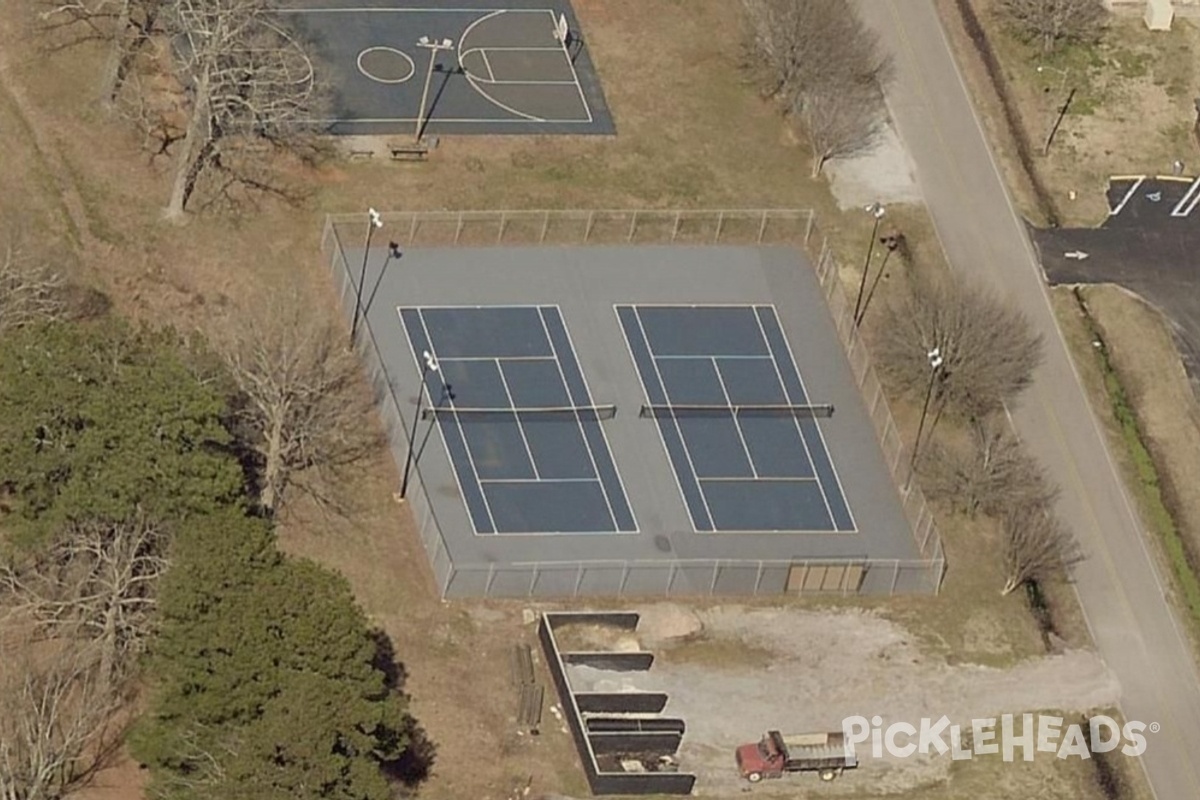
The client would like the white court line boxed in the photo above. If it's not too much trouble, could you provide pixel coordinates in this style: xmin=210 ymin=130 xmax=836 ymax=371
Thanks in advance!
xmin=397 ymin=307 xmax=497 ymax=535
xmin=750 ymin=307 xmax=836 ymax=527
xmin=613 ymin=305 xmax=703 ymax=533
xmin=655 ymin=354 xmax=774 ymax=361
xmin=481 ymin=477 xmax=600 ymax=484
xmin=457 ymin=11 xmax=548 ymax=122
xmin=633 ymin=306 xmax=719 ymax=530
xmin=543 ymin=8 xmax=593 ymax=123
xmin=1109 ymin=176 xmax=1145 ymax=217
xmin=440 ymin=355 xmax=556 ymax=362
xmin=1171 ymin=176 xmax=1200 ymax=217
xmin=711 ymin=356 xmax=759 ymax=479
xmin=553 ymin=307 xmax=640 ymax=533
xmin=414 ymin=309 xmax=501 ymax=534
xmin=495 ymin=358 xmax=541 ymax=480
xmin=757 ymin=305 xmax=858 ymax=533
xmin=479 ymin=49 xmax=496 ymax=82
xmin=699 ymin=476 xmax=823 ymax=483
xmin=535 ymin=307 xmax=620 ymax=532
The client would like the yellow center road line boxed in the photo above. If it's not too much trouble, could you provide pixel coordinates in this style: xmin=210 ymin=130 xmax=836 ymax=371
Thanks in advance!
xmin=883 ymin=1 xmax=1198 ymax=792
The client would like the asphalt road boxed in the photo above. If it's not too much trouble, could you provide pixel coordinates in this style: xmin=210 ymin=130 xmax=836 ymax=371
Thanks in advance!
xmin=857 ymin=2 xmax=1200 ymax=796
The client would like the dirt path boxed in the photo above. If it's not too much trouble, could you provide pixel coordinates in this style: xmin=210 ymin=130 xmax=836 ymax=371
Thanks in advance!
xmin=564 ymin=605 xmax=1118 ymax=796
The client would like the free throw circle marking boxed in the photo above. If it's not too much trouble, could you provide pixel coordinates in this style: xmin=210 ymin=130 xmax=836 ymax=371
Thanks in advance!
xmin=357 ymin=47 xmax=416 ymax=84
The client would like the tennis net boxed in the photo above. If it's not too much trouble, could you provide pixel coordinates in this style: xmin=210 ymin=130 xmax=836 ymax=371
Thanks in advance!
xmin=422 ymin=404 xmax=618 ymax=422
xmin=639 ymin=403 xmax=834 ymax=419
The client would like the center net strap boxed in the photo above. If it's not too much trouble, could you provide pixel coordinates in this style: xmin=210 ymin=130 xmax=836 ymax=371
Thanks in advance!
xmin=639 ymin=403 xmax=834 ymax=419
xmin=422 ymin=404 xmax=618 ymax=422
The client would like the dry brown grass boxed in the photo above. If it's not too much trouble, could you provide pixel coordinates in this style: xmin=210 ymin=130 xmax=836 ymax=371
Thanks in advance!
xmin=0 ymin=0 xmax=1125 ymax=797
xmin=938 ymin=0 xmax=1200 ymax=226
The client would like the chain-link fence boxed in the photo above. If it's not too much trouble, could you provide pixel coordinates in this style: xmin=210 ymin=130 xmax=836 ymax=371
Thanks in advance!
xmin=322 ymin=208 xmax=946 ymax=597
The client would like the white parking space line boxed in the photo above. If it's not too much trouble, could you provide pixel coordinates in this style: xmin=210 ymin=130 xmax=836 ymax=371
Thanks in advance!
xmin=1171 ymin=177 xmax=1200 ymax=217
xmin=1109 ymin=177 xmax=1144 ymax=217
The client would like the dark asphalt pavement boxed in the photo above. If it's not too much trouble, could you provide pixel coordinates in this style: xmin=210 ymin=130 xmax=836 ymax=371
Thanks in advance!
xmin=1034 ymin=176 xmax=1200 ymax=384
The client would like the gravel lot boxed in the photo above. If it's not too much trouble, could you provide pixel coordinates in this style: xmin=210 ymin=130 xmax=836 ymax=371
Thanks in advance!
xmin=560 ymin=604 xmax=1119 ymax=796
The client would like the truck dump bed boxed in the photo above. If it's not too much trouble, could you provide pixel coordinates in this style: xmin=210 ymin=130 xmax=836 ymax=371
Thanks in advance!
xmin=776 ymin=732 xmax=857 ymax=770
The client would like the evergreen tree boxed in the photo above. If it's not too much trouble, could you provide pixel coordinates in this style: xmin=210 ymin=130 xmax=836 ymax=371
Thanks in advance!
xmin=133 ymin=513 xmax=411 ymax=800
xmin=0 ymin=319 xmax=244 ymax=544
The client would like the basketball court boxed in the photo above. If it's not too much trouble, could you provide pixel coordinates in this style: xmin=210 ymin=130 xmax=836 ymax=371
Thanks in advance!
xmin=279 ymin=0 xmax=614 ymax=135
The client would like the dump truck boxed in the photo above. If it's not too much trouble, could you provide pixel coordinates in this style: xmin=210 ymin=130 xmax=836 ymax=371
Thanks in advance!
xmin=735 ymin=730 xmax=857 ymax=783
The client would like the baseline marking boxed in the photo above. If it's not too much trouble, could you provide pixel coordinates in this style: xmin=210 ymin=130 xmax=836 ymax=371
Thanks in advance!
xmin=1109 ymin=176 xmax=1145 ymax=217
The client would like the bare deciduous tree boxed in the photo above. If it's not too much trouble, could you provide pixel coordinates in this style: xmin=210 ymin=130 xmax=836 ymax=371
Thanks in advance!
xmin=740 ymin=0 xmax=892 ymax=174
xmin=877 ymin=272 xmax=1044 ymax=420
xmin=1001 ymin=503 xmax=1084 ymax=595
xmin=921 ymin=415 xmax=1058 ymax=517
xmin=161 ymin=0 xmax=322 ymax=216
xmin=0 ymin=244 xmax=65 ymax=333
xmin=38 ymin=0 xmax=165 ymax=106
xmin=798 ymin=80 xmax=886 ymax=177
xmin=1000 ymin=0 xmax=1106 ymax=53
xmin=0 ymin=638 xmax=122 ymax=800
xmin=219 ymin=298 xmax=382 ymax=515
xmin=0 ymin=515 xmax=168 ymax=691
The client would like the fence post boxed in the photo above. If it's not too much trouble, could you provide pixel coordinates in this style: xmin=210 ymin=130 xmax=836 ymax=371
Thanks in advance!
xmin=892 ymin=561 xmax=900 ymax=594
xmin=757 ymin=210 xmax=769 ymax=244
xmin=805 ymin=208 xmax=815 ymax=244
xmin=584 ymin=210 xmax=595 ymax=243
xmin=753 ymin=561 xmax=765 ymax=595
xmin=628 ymin=210 xmax=638 ymax=242
xmin=407 ymin=215 xmax=418 ymax=246
xmin=710 ymin=562 xmax=720 ymax=594
xmin=713 ymin=210 xmax=725 ymax=243
xmin=574 ymin=563 xmax=585 ymax=597
xmin=497 ymin=212 xmax=507 ymax=244
xmin=540 ymin=211 xmax=550 ymax=244
xmin=529 ymin=566 xmax=539 ymax=597
xmin=485 ymin=563 xmax=497 ymax=597
xmin=671 ymin=211 xmax=681 ymax=242
xmin=454 ymin=213 xmax=464 ymax=245
xmin=619 ymin=562 xmax=629 ymax=595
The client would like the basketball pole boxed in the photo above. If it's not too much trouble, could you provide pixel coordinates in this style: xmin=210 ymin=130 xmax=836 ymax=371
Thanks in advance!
xmin=415 ymin=36 xmax=454 ymax=143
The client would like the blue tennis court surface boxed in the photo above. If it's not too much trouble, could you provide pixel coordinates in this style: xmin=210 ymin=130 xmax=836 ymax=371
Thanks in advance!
xmin=400 ymin=305 xmax=636 ymax=535
xmin=617 ymin=304 xmax=854 ymax=533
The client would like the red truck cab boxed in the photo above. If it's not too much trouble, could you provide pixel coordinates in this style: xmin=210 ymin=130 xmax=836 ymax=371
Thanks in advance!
xmin=735 ymin=734 xmax=785 ymax=781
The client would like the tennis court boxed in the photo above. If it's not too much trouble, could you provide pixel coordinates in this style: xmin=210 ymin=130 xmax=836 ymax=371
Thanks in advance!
xmin=400 ymin=305 xmax=635 ymax=534
xmin=618 ymin=305 xmax=853 ymax=533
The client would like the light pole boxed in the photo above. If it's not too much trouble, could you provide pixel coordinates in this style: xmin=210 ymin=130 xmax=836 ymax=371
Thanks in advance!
xmin=909 ymin=347 xmax=944 ymax=482
xmin=852 ymin=202 xmax=886 ymax=325
xmin=855 ymin=233 xmax=902 ymax=328
xmin=414 ymin=36 xmax=454 ymax=143
xmin=400 ymin=350 xmax=440 ymax=500
xmin=350 ymin=208 xmax=383 ymax=348
xmin=1037 ymin=65 xmax=1072 ymax=157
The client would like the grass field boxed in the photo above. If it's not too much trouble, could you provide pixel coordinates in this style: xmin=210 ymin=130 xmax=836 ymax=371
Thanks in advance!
xmin=0 ymin=2 xmax=1132 ymax=799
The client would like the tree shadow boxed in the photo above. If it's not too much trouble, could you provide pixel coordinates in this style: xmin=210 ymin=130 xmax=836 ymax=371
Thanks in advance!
xmin=370 ymin=628 xmax=438 ymax=791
